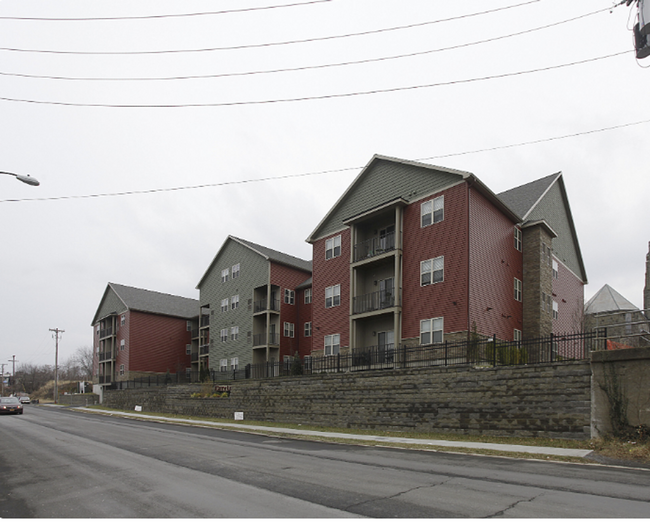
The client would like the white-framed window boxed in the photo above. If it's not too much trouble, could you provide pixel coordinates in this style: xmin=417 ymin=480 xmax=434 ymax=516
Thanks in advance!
xmin=421 ymin=195 xmax=444 ymax=227
xmin=186 ymin=344 xmax=191 ymax=355
xmin=220 ymin=328 xmax=228 ymax=342
xmin=514 ymin=278 xmax=522 ymax=302
xmin=420 ymin=318 xmax=443 ymax=345
xmin=325 ymin=235 xmax=341 ymax=260
xmin=232 ymin=263 xmax=240 ymax=279
xmin=119 ymin=364 xmax=125 ymax=376
xmin=514 ymin=329 xmax=522 ymax=342
xmin=324 ymin=334 xmax=340 ymax=356
xmin=231 ymin=357 xmax=239 ymax=371
xmin=221 ymin=268 xmax=229 ymax=283
xmin=121 ymin=314 xmax=126 ymax=326
xmin=220 ymin=359 xmax=228 ymax=372
xmin=304 ymin=288 xmax=312 ymax=304
xmin=304 ymin=321 xmax=312 ymax=337
xmin=552 ymin=301 xmax=559 ymax=320
xmin=325 ymin=284 xmax=341 ymax=308
xmin=230 ymin=326 xmax=239 ymax=341
xmin=421 ymin=256 xmax=444 ymax=286
xmin=120 ymin=339 xmax=125 ymax=351
xmin=284 ymin=322 xmax=295 ymax=338
xmin=284 ymin=289 xmax=295 ymax=305
xmin=221 ymin=298 xmax=229 ymax=312
xmin=514 ymin=227 xmax=522 ymax=252
xmin=231 ymin=295 xmax=239 ymax=310
xmin=552 ymin=259 xmax=559 ymax=280
xmin=186 ymin=321 xmax=192 ymax=331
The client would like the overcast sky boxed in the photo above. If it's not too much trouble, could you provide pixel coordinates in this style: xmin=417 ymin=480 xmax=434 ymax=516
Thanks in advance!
xmin=1 ymin=0 xmax=649 ymax=370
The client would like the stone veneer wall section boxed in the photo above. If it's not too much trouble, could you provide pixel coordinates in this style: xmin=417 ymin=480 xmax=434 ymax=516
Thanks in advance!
xmin=104 ymin=361 xmax=591 ymax=439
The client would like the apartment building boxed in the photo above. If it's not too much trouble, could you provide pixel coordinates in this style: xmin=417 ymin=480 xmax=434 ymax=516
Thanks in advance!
xmin=91 ymin=283 xmax=199 ymax=383
xmin=305 ymin=155 xmax=586 ymax=358
xmin=196 ymin=236 xmax=312 ymax=373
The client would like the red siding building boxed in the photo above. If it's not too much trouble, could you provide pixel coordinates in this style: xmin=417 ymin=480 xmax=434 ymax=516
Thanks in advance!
xmin=306 ymin=155 xmax=586 ymax=357
xmin=91 ymin=283 xmax=198 ymax=384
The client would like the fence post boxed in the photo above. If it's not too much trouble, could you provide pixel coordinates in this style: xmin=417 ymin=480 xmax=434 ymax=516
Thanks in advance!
xmin=493 ymin=335 xmax=497 ymax=367
xmin=337 ymin=352 xmax=341 ymax=373
xmin=550 ymin=333 xmax=554 ymax=362
xmin=444 ymin=340 xmax=448 ymax=366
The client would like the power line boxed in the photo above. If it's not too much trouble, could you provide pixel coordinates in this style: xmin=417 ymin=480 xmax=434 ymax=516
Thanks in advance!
xmin=0 ymin=0 xmax=332 ymax=21
xmin=0 ymin=50 xmax=631 ymax=107
xmin=0 ymin=0 xmax=540 ymax=54
xmin=3 ymin=116 xmax=649 ymax=204
xmin=0 ymin=7 xmax=612 ymax=82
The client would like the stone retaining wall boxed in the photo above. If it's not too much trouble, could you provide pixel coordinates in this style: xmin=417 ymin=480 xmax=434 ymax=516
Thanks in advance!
xmin=104 ymin=361 xmax=591 ymax=439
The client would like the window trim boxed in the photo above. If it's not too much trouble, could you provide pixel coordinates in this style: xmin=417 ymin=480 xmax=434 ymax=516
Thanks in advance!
xmin=514 ymin=227 xmax=522 ymax=252
xmin=421 ymin=195 xmax=444 ymax=227
xmin=284 ymin=289 xmax=295 ymax=305
xmin=304 ymin=321 xmax=312 ymax=337
xmin=324 ymin=333 xmax=340 ymax=356
xmin=421 ymin=256 xmax=444 ymax=286
xmin=284 ymin=322 xmax=295 ymax=338
xmin=420 ymin=317 xmax=443 ymax=345
xmin=221 ymin=298 xmax=229 ymax=312
xmin=220 ymin=328 xmax=228 ymax=342
xmin=232 ymin=263 xmax=240 ymax=279
xmin=230 ymin=326 xmax=239 ymax=341
xmin=231 ymin=295 xmax=239 ymax=310
xmin=514 ymin=278 xmax=522 ymax=302
xmin=304 ymin=288 xmax=312 ymax=304
xmin=325 ymin=284 xmax=341 ymax=308
xmin=221 ymin=268 xmax=229 ymax=283
xmin=325 ymin=235 xmax=342 ymax=260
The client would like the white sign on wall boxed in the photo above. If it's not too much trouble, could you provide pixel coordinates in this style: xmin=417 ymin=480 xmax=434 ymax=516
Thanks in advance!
xmin=234 ymin=412 xmax=244 ymax=421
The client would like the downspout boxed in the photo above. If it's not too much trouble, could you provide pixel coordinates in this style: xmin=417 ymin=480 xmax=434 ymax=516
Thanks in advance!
xmin=467 ymin=183 xmax=471 ymax=341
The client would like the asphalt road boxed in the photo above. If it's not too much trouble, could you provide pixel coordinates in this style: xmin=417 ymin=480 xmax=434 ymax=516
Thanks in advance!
xmin=1 ymin=406 xmax=649 ymax=518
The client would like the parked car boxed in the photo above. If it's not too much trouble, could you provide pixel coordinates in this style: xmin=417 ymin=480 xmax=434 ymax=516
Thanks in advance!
xmin=0 ymin=397 xmax=24 ymax=414
xmin=18 ymin=395 xmax=30 ymax=404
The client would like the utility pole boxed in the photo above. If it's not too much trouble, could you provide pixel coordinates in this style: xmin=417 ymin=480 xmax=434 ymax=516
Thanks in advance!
xmin=7 ymin=355 xmax=18 ymax=394
xmin=50 ymin=328 xmax=64 ymax=403
xmin=0 ymin=363 xmax=6 ymax=396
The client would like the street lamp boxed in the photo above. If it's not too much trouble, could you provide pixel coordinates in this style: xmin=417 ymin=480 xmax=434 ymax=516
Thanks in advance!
xmin=1 ymin=171 xmax=40 ymax=186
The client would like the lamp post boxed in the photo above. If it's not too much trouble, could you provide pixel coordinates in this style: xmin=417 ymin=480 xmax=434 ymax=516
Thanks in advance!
xmin=1 ymin=171 xmax=40 ymax=186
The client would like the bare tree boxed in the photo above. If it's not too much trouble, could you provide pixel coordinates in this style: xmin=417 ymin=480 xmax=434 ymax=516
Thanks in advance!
xmin=72 ymin=346 xmax=94 ymax=381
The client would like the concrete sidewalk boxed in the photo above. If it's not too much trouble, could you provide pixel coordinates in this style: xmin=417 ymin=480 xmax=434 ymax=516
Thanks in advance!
xmin=73 ymin=407 xmax=593 ymax=458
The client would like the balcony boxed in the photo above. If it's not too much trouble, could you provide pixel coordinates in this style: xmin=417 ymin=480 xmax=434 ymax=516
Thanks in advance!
xmin=98 ymin=351 xmax=114 ymax=362
xmin=353 ymin=231 xmax=395 ymax=263
xmin=253 ymin=333 xmax=280 ymax=347
xmin=353 ymin=289 xmax=399 ymax=315
xmin=254 ymin=299 xmax=281 ymax=314
xmin=99 ymin=326 xmax=114 ymax=339
xmin=200 ymin=316 xmax=210 ymax=328
xmin=199 ymin=344 xmax=210 ymax=355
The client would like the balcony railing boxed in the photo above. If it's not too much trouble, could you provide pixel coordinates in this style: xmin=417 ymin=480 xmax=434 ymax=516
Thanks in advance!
xmin=254 ymin=299 xmax=281 ymax=314
xmin=200 ymin=316 xmax=210 ymax=327
xmin=353 ymin=289 xmax=399 ymax=314
xmin=98 ymin=351 xmax=114 ymax=362
xmin=191 ymin=351 xmax=199 ymax=362
xmin=354 ymin=232 xmax=395 ymax=262
xmin=99 ymin=326 xmax=114 ymax=339
xmin=199 ymin=344 xmax=210 ymax=355
xmin=253 ymin=332 xmax=280 ymax=346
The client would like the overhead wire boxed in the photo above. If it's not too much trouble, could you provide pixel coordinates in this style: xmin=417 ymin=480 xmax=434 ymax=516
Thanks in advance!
xmin=0 ymin=6 xmax=615 ymax=82
xmin=0 ymin=1 xmax=539 ymax=54
xmin=3 ymin=116 xmax=649 ymax=204
xmin=0 ymin=50 xmax=631 ymax=107
xmin=0 ymin=0 xmax=333 ymax=21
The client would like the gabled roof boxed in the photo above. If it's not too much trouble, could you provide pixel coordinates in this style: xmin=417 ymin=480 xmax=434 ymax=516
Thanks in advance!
xmin=196 ymin=235 xmax=312 ymax=288
xmin=498 ymin=172 xmax=587 ymax=283
xmin=306 ymin=154 xmax=519 ymax=243
xmin=497 ymin=172 xmax=560 ymax=220
xmin=585 ymin=284 xmax=639 ymax=314
xmin=91 ymin=283 xmax=199 ymax=325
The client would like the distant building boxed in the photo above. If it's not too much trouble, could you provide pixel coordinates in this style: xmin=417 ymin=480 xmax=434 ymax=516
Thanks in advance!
xmin=585 ymin=284 xmax=650 ymax=349
xmin=196 ymin=236 xmax=312 ymax=375
xmin=91 ymin=283 xmax=198 ymax=383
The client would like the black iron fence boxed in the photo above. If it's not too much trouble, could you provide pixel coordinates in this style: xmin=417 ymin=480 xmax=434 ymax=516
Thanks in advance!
xmin=103 ymin=330 xmax=606 ymax=390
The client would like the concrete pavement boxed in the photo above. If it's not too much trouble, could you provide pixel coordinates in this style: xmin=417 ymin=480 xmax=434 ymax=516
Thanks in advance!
xmin=72 ymin=407 xmax=593 ymax=458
